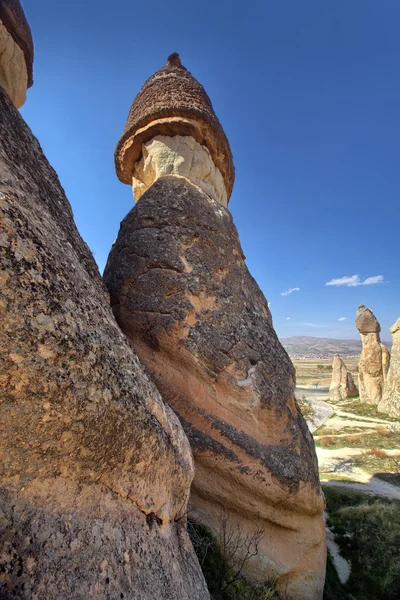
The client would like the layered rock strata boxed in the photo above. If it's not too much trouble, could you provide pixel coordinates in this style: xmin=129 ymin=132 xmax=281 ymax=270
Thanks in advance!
xmin=356 ymin=305 xmax=390 ymax=405
xmin=379 ymin=318 xmax=400 ymax=417
xmin=0 ymin=0 xmax=33 ymax=107
xmin=329 ymin=354 xmax=358 ymax=402
xmin=105 ymin=55 xmax=326 ymax=599
xmin=0 ymin=64 xmax=209 ymax=600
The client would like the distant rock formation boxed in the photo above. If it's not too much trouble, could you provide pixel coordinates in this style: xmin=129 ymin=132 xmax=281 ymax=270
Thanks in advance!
xmin=0 ymin=0 xmax=33 ymax=107
xmin=105 ymin=54 xmax=326 ymax=600
xmin=379 ymin=318 xmax=400 ymax=417
xmin=329 ymin=354 xmax=358 ymax=402
xmin=0 ymin=8 xmax=209 ymax=598
xmin=356 ymin=305 xmax=389 ymax=405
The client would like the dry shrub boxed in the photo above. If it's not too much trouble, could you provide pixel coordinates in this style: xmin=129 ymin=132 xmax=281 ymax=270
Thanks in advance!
xmin=319 ymin=435 xmax=337 ymax=447
xmin=364 ymin=447 xmax=389 ymax=458
xmin=347 ymin=434 xmax=363 ymax=444
xmin=375 ymin=425 xmax=387 ymax=436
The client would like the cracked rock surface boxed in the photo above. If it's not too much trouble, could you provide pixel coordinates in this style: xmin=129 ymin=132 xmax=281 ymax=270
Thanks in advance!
xmin=104 ymin=177 xmax=327 ymax=599
xmin=0 ymin=88 xmax=209 ymax=599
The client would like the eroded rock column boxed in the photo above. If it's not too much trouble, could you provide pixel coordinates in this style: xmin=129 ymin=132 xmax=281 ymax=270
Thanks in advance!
xmin=379 ymin=318 xmax=400 ymax=417
xmin=329 ymin=353 xmax=358 ymax=402
xmin=105 ymin=54 xmax=326 ymax=599
xmin=356 ymin=305 xmax=389 ymax=405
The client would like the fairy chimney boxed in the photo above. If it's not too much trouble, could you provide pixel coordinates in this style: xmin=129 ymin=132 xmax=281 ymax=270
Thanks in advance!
xmin=329 ymin=354 xmax=358 ymax=402
xmin=105 ymin=55 xmax=326 ymax=599
xmin=0 ymin=0 xmax=33 ymax=107
xmin=356 ymin=305 xmax=389 ymax=405
xmin=114 ymin=53 xmax=234 ymax=206
xmin=379 ymin=318 xmax=400 ymax=417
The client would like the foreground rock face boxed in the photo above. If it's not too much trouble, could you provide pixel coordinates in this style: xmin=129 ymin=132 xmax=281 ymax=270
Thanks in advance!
xmin=0 ymin=0 xmax=33 ymax=107
xmin=379 ymin=318 xmax=400 ymax=417
xmin=329 ymin=354 xmax=358 ymax=402
xmin=0 ymin=88 xmax=209 ymax=599
xmin=105 ymin=177 xmax=326 ymax=599
xmin=356 ymin=305 xmax=389 ymax=405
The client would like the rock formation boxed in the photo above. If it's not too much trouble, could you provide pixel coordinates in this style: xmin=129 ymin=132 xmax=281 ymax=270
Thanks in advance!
xmin=379 ymin=318 xmax=400 ymax=417
xmin=105 ymin=54 xmax=326 ymax=599
xmin=329 ymin=354 xmax=358 ymax=402
xmin=0 ymin=0 xmax=33 ymax=107
xmin=356 ymin=305 xmax=390 ymax=405
xmin=0 ymin=8 xmax=209 ymax=599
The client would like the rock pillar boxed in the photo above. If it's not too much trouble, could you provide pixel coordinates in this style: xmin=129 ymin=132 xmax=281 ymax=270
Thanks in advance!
xmin=356 ymin=305 xmax=389 ymax=405
xmin=105 ymin=54 xmax=326 ymax=599
xmin=329 ymin=353 xmax=358 ymax=402
xmin=379 ymin=318 xmax=400 ymax=417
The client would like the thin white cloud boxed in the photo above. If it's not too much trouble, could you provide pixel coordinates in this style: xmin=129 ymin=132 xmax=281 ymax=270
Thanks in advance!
xmin=268 ymin=301 xmax=272 ymax=307
xmin=286 ymin=317 xmax=291 ymax=320
xmin=338 ymin=317 xmax=346 ymax=322
xmin=281 ymin=287 xmax=300 ymax=296
xmin=302 ymin=322 xmax=328 ymax=328
xmin=325 ymin=275 xmax=385 ymax=287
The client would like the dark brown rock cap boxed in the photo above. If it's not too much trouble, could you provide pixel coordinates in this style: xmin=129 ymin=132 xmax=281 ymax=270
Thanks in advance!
xmin=0 ymin=0 xmax=34 ymax=87
xmin=115 ymin=53 xmax=234 ymax=201
xmin=356 ymin=304 xmax=381 ymax=334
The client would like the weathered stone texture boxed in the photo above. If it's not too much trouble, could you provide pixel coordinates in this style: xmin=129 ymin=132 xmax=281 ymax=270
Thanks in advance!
xmin=104 ymin=177 xmax=326 ymax=599
xmin=379 ymin=318 xmax=400 ymax=417
xmin=329 ymin=354 xmax=358 ymax=402
xmin=132 ymin=134 xmax=228 ymax=206
xmin=115 ymin=54 xmax=234 ymax=200
xmin=0 ymin=0 xmax=33 ymax=107
xmin=356 ymin=305 xmax=388 ymax=405
xmin=0 ymin=88 xmax=209 ymax=599
xmin=0 ymin=0 xmax=33 ymax=87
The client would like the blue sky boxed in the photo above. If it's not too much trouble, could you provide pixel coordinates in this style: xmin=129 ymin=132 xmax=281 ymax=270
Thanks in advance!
xmin=21 ymin=0 xmax=399 ymax=341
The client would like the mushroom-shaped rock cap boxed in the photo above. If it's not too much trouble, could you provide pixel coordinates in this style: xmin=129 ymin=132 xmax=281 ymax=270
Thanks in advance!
xmin=115 ymin=53 xmax=235 ymax=200
xmin=0 ymin=0 xmax=34 ymax=87
xmin=356 ymin=305 xmax=381 ymax=334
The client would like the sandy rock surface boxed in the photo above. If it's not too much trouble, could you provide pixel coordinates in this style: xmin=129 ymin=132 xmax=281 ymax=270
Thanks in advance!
xmin=329 ymin=354 xmax=358 ymax=402
xmin=379 ymin=317 xmax=400 ymax=417
xmin=132 ymin=134 xmax=228 ymax=205
xmin=0 ymin=88 xmax=209 ymax=599
xmin=0 ymin=17 xmax=28 ymax=107
xmin=105 ymin=177 xmax=326 ymax=599
xmin=356 ymin=305 xmax=388 ymax=405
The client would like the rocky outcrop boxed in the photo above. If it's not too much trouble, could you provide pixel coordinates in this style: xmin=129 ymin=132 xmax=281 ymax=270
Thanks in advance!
xmin=356 ymin=305 xmax=389 ymax=405
xmin=0 ymin=74 xmax=208 ymax=600
xmin=105 ymin=55 xmax=326 ymax=600
xmin=0 ymin=0 xmax=33 ymax=107
xmin=379 ymin=318 xmax=400 ymax=417
xmin=329 ymin=354 xmax=358 ymax=402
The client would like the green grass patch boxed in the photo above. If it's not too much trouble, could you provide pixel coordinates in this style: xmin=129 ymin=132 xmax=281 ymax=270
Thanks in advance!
xmin=324 ymin=487 xmax=400 ymax=599
xmin=336 ymin=399 xmax=398 ymax=421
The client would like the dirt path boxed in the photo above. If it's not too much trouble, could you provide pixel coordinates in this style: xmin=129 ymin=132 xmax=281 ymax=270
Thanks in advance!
xmin=323 ymin=512 xmax=351 ymax=584
xmin=322 ymin=478 xmax=400 ymax=501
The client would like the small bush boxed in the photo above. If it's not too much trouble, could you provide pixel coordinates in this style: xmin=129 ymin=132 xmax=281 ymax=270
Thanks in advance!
xmin=319 ymin=435 xmax=337 ymax=447
xmin=188 ymin=520 xmax=281 ymax=600
xmin=364 ymin=447 xmax=389 ymax=458
xmin=297 ymin=395 xmax=315 ymax=421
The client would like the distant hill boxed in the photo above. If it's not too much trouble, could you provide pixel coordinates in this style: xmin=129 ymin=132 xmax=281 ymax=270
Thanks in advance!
xmin=280 ymin=336 xmax=391 ymax=358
